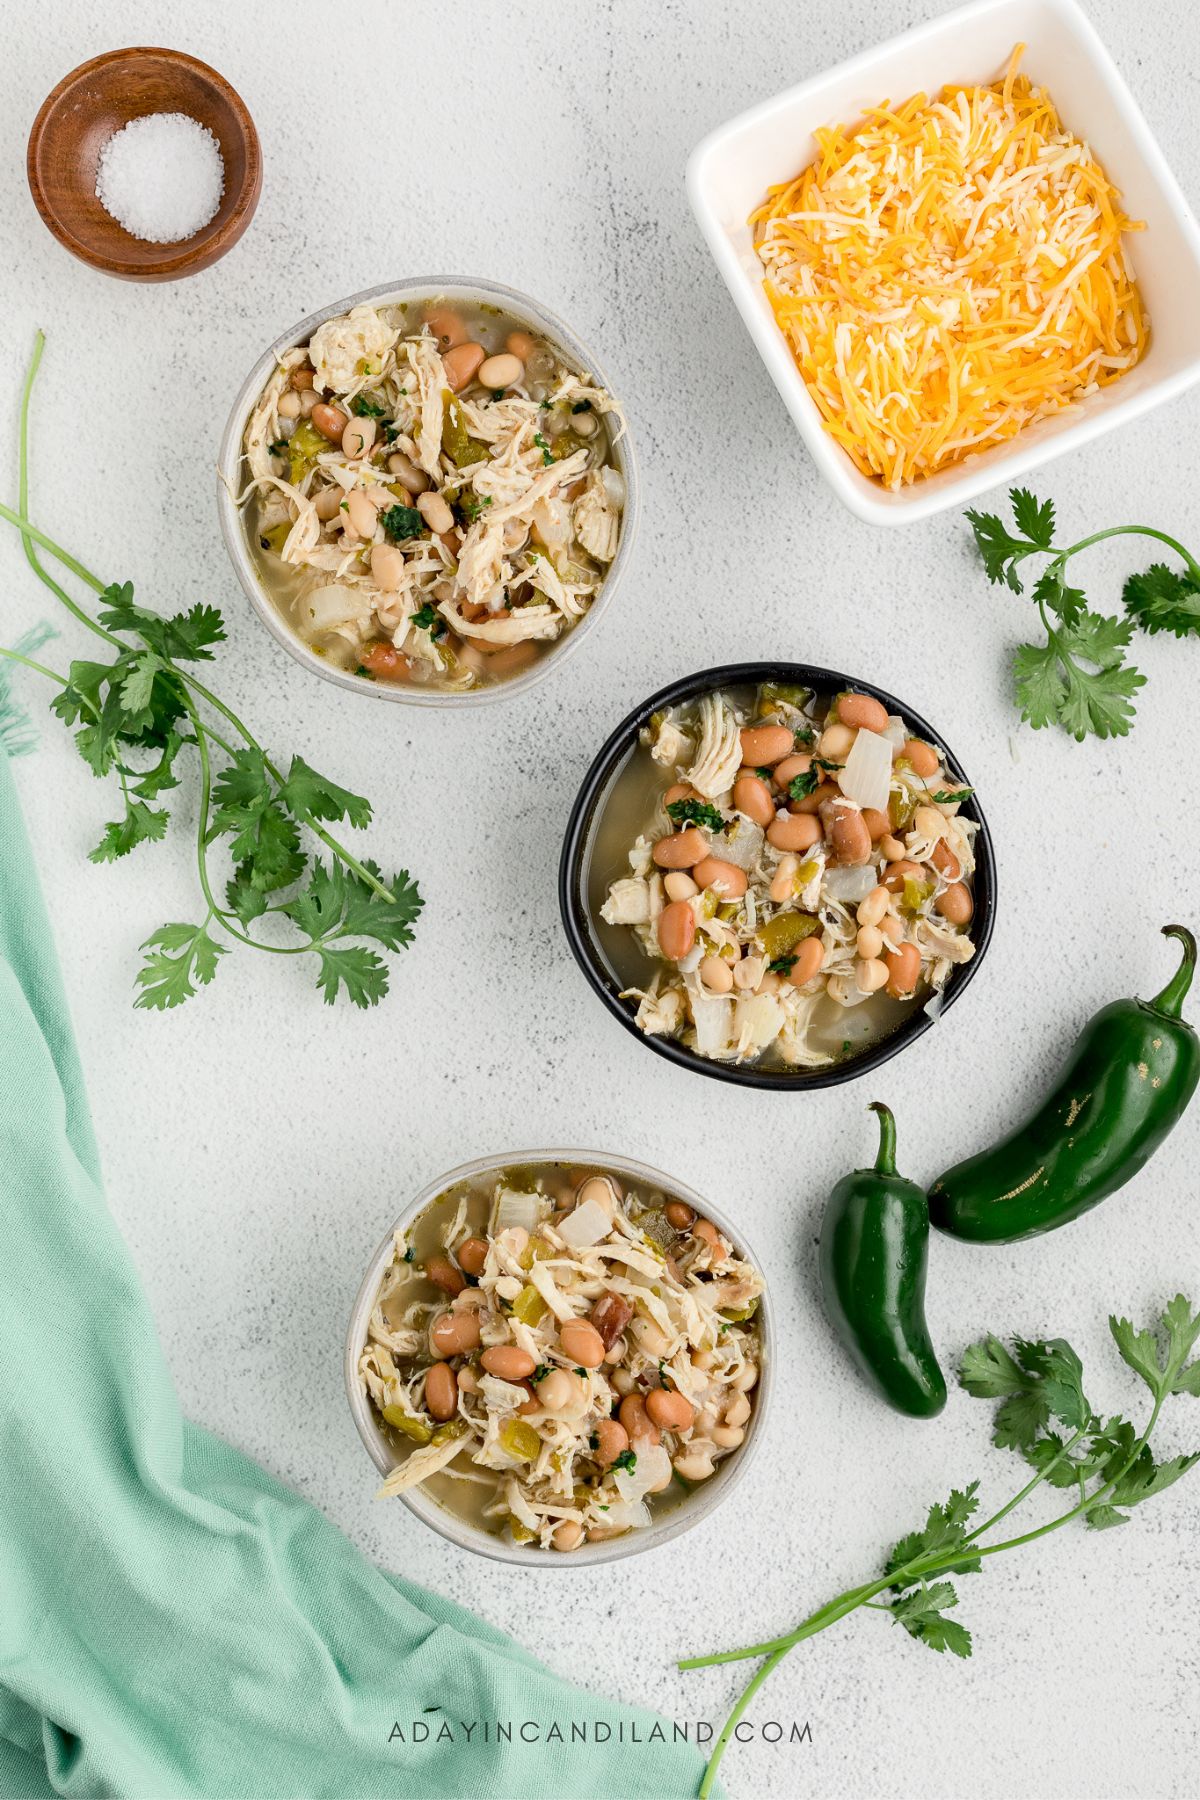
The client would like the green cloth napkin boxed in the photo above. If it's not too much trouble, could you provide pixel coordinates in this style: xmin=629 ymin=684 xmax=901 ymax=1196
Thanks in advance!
xmin=0 ymin=752 xmax=711 ymax=1800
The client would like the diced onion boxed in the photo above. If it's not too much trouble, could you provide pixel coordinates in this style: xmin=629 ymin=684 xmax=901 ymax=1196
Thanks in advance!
xmin=883 ymin=715 xmax=907 ymax=750
xmin=491 ymin=1187 xmax=542 ymax=1237
xmin=823 ymin=865 xmax=877 ymax=903
xmin=558 ymin=1198 xmax=611 ymax=1250
xmin=839 ymin=727 xmax=892 ymax=814
xmin=720 ymin=819 xmax=765 ymax=871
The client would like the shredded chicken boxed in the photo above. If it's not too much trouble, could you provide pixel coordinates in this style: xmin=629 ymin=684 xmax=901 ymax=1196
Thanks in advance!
xmin=605 ymin=685 xmax=980 ymax=1068
xmin=361 ymin=1168 xmax=762 ymax=1552
xmin=241 ymin=300 xmax=627 ymax=692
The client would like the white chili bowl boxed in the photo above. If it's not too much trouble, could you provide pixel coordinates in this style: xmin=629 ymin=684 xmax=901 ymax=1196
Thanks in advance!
xmin=216 ymin=277 xmax=639 ymax=706
xmin=687 ymin=0 xmax=1200 ymax=525
xmin=344 ymin=1148 xmax=774 ymax=1566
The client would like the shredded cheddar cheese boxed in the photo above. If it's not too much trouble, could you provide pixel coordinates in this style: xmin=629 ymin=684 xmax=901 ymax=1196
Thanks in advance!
xmin=751 ymin=47 xmax=1148 ymax=489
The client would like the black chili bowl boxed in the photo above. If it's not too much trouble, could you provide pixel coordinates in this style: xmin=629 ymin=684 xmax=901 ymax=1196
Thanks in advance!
xmin=558 ymin=662 xmax=997 ymax=1090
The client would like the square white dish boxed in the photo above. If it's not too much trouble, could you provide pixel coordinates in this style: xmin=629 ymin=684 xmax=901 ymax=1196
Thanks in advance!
xmin=687 ymin=0 xmax=1200 ymax=525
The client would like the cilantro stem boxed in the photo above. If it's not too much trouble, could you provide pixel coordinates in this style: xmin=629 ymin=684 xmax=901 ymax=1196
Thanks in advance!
xmin=684 ymin=1414 xmax=1144 ymax=1800
xmin=177 ymin=670 xmax=394 ymax=902
xmin=0 ymin=644 xmax=69 ymax=689
xmin=1061 ymin=523 xmax=1200 ymax=587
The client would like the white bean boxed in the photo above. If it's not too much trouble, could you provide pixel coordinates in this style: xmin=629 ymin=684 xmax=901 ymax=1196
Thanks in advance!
xmin=417 ymin=490 xmax=454 ymax=535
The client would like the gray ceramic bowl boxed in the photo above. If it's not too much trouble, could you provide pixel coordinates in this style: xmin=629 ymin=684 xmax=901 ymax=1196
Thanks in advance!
xmin=217 ymin=276 xmax=640 ymax=707
xmin=344 ymin=1148 xmax=774 ymax=1566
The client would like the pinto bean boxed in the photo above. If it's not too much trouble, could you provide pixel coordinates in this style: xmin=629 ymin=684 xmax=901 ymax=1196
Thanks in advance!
xmin=771 ymin=752 xmax=812 ymax=791
xmin=553 ymin=1520 xmax=585 ymax=1552
xmin=837 ymin=692 xmax=889 ymax=733
xmin=590 ymin=1290 xmax=633 ymax=1349
xmin=663 ymin=782 xmax=698 ymax=809
xmin=481 ymin=1345 xmax=536 ymax=1381
xmin=593 ymin=1418 xmax=630 ymax=1468
xmin=311 ymin=402 xmax=348 ymax=443
xmin=442 ymin=342 xmax=486 ymax=390
xmin=657 ymin=900 xmax=696 ymax=961
xmin=936 ymin=882 xmax=974 ymax=925
xmin=645 ymin=1388 xmax=695 ymax=1431
xmin=790 ymin=780 xmax=838 ymax=816
xmin=456 ymin=1236 xmax=489 ymax=1278
xmin=732 ymin=775 xmax=775 ymax=827
xmin=693 ymin=856 xmax=748 ymax=898
xmin=821 ymin=799 xmax=872 ymax=866
xmin=560 ymin=1319 xmax=606 ymax=1369
xmin=932 ymin=839 xmax=961 ymax=880
xmin=787 ymin=937 xmax=825 ymax=987
xmin=901 ymin=738 xmax=940 ymax=777
xmin=861 ymin=807 xmax=891 ymax=842
xmin=767 ymin=813 xmax=821 ymax=852
xmin=818 ymin=723 xmax=855 ymax=761
xmin=885 ymin=942 xmax=922 ymax=997
xmin=424 ymin=306 xmax=468 ymax=349
xmin=424 ymin=1362 xmax=459 ymax=1421
xmin=618 ymin=1394 xmax=661 ymax=1445
xmin=739 ymin=724 xmax=794 ymax=766
xmin=652 ymin=828 xmax=707 ymax=870
xmin=429 ymin=1309 xmax=480 ymax=1357
xmin=664 ymin=1200 xmax=696 ymax=1229
xmin=663 ymin=871 xmax=698 ymax=902
xmin=426 ymin=1254 xmax=465 ymax=1297
xmin=882 ymin=859 xmax=924 ymax=894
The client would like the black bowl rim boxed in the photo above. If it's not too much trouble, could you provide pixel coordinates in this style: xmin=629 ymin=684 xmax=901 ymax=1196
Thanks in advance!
xmin=558 ymin=661 xmax=997 ymax=1091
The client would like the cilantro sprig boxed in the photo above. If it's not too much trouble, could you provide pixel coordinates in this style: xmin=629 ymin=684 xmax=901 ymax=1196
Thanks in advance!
xmin=965 ymin=487 xmax=1200 ymax=740
xmin=682 ymin=1293 xmax=1200 ymax=1798
xmin=0 ymin=334 xmax=422 ymax=1010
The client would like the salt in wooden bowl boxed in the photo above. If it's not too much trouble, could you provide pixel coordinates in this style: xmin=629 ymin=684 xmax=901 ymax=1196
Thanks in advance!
xmin=27 ymin=46 xmax=261 ymax=282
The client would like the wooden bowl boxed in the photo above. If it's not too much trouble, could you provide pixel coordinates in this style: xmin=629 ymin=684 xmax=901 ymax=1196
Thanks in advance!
xmin=27 ymin=47 xmax=261 ymax=282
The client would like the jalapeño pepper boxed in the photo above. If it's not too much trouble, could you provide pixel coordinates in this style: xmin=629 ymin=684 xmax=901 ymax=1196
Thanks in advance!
xmin=930 ymin=925 xmax=1199 ymax=1244
xmin=819 ymin=1103 xmax=946 ymax=1418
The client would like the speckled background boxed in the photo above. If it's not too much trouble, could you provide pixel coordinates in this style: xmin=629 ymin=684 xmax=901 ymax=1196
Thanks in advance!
xmin=4 ymin=2 xmax=1200 ymax=1796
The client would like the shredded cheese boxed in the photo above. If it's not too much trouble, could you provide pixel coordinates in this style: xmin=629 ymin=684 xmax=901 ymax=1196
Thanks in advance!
xmin=752 ymin=46 xmax=1148 ymax=488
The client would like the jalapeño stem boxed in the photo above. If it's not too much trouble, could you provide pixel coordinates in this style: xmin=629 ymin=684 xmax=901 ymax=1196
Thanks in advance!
xmin=868 ymin=1100 xmax=897 ymax=1176
xmin=1149 ymin=925 xmax=1197 ymax=1021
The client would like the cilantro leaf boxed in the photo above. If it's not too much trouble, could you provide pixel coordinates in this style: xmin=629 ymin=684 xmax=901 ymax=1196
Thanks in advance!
xmin=1010 ymin=488 xmax=1056 ymax=549
xmin=1033 ymin=565 xmax=1086 ymax=629
xmin=1122 ymin=563 xmax=1200 ymax=638
xmin=350 ymin=394 xmax=385 ymax=417
xmin=97 ymin=584 xmax=226 ymax=663
xmin=965 ymin=507 xmax=1038 ymax=592
xmin=1111 ymin=1294 xmax=1200 ymax=1400
xmin=929 ymin=787 xmax=973 ymax=805
xmin=134 ymin=923 xmax=227 ymax=1010
xmin=117 ymin=650 xmax=163 ymax=718
xmin=886 ymin=1582 xmax=973 ymax=1658
xmin=210 ymin=749 xmax=304 ymax=892
xmin=312 ymin=942 xmax=389 ymax=1008
xmin=279 ymin=754 xmax=372 ymax=830
xmin=380 ymin=503 xmax=424 ymax=542
xmin=1012 ymin=616 xmax=1144 ymax=742
xmin=788 ymin=769 xmax=819 ymax=801
xmin=129 ymin=730 xmax=187 ymax=799
xmin=280 ymin=857 xmax=423 ymax=954
xmin=885 ymin=1484 xmax=981 ymax=1580
xmin=89 ymin=802 xmax=169 ymax=863
xmin=666 ymin=798 xmax=725 ymax=831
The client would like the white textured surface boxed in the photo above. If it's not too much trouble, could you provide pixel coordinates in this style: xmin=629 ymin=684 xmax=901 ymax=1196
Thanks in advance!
xmin=4 ymin=3 xmax=1200 ymax=1797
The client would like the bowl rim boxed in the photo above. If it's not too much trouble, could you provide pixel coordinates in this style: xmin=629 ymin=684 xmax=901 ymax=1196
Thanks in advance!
xmin=26 ymin=45 xmax=262 ymax=280
xmin=685 ymin=0 xmax=1200 ymax=525
xmin=216 ymin=275 xmax=640 ymax=708
xmin=558 ymin=661 xmax=997 ymax=1090
xmin=344 ymin=1147 xmax=775 ymax=1567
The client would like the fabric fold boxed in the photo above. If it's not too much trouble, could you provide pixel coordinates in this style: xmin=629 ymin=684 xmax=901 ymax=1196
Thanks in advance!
xmin=0 ymin=754 xmax=709 ymax=1800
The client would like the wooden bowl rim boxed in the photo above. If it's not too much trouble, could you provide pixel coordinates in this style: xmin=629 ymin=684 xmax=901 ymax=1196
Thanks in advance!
xmin=26 ymin=44 xmax=261 ymax=279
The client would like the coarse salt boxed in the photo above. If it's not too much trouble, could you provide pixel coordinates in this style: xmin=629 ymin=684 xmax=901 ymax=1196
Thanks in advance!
xmin=95 ymin=112 xmax=224 ymax=244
